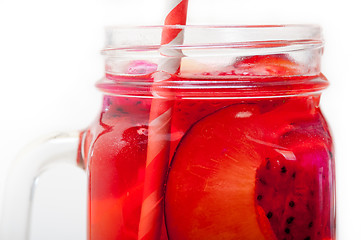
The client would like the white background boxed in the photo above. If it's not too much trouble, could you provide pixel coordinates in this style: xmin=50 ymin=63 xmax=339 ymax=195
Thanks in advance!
xmin=0 ymin=0 xmax=360 ymax=239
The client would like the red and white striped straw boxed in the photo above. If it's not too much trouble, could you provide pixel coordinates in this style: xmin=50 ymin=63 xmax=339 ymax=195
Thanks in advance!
xmin=137 ymin=1 xmax=189 ymax=239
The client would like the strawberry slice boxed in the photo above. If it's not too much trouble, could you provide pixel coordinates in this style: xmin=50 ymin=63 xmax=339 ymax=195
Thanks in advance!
xmin=189 ymin=54 xmax=300 ymax=78
xmin=233 ymin=54 xmax=300 ymax=76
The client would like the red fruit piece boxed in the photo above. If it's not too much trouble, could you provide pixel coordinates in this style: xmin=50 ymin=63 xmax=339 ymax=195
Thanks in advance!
xmin=170 ymin=100 xmax=231 ymax=154
xmin=89 ymin=111 xmax=148 ymax=239
xmin=170 ymin=99 xmax=266 ymax=160
xmin=91 ymin=121 xmax=148 ymax=198
xmin=102 ymin=96 xmax=151 ymax=119
xmin=194 ymin=54 xmax=299 ymax=77
xmin=165 ymin=104 xmax=276 ymax=240
xmin=127 ymin=60 xmax=158 ymax=75
xmin=233 ymin=54 xmax=300 ymax=76
xmin=255 ymin=116 xmax=333 ymax=240
xmin=165 ymin=96 xmax=333 ymax=240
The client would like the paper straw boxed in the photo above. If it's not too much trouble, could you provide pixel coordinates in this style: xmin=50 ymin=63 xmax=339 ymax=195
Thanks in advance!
xmin=137 ymin=1 xmax=189 ymax=239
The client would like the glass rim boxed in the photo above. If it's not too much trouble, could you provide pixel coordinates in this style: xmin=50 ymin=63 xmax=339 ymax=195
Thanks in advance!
xmin=102 ymin=24 xmax=323 ymax=54
xmin=98 ymin=24 xmax=327 ymax=99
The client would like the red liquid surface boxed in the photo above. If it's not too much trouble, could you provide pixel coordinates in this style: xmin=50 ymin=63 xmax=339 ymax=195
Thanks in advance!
xmin=83 ymin=56 xmax=335 ymax=240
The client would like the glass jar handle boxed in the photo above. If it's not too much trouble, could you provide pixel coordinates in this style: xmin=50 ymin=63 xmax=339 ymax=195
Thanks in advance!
xmin=0 ymin=131 xmax=84 ymax=240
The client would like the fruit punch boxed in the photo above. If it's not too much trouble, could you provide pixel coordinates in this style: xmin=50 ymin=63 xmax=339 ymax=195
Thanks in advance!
xmin=80 ymin=54 xmax=335 ymax=240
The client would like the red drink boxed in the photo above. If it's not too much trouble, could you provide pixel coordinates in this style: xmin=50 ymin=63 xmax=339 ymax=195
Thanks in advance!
xmin=76 ymin=26 xmax=336 ymax=240
xmin=82 ymin=53 xmax=335 ymax=240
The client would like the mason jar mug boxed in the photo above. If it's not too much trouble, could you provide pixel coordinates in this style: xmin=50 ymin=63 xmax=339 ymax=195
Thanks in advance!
xmin=1 ymin=25 xmax=335 ymax=240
